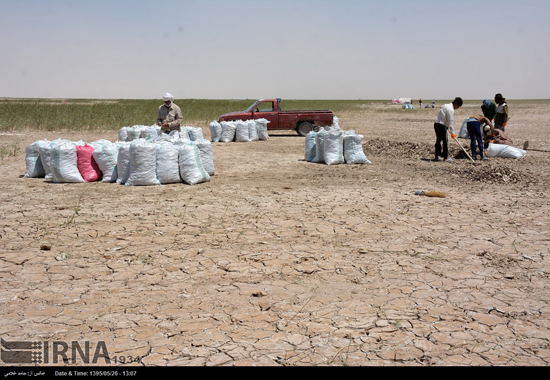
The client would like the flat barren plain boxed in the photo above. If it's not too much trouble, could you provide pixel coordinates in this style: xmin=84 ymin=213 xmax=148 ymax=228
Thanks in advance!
xmin=1 ymin=100 xmax=549 ymax=366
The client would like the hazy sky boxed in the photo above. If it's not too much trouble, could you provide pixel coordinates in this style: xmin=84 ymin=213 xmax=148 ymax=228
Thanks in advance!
xmin=1 ymin=0 xmax=549 ymax=100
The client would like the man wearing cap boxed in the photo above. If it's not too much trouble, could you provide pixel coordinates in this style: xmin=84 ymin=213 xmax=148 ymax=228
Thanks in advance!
xmin=481 ymin=99 xmax=497 ymax=122
xmin=157 ymin=93 xmax=183 ymax=134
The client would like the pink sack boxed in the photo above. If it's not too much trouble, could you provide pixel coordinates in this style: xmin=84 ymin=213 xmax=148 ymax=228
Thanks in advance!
xmin=76 ymin=144 xmax=102 ymax=182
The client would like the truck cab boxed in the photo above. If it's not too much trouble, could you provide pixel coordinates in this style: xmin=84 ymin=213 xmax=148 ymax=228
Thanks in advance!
xmin=219 ymin=98 xmax=334 ymax=136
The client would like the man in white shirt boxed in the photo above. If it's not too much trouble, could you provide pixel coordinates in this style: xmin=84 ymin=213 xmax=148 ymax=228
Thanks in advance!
xmin=434 ymin=97 xmax=463 ymax=162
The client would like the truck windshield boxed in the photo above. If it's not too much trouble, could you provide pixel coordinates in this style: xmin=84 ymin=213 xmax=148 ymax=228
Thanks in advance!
xmin=246 ymin=101 xmax=261 ymax=112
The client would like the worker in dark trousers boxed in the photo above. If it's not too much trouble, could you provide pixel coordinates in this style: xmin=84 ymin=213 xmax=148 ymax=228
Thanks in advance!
xmin=433 ymin=97 xmax=463 ymax=162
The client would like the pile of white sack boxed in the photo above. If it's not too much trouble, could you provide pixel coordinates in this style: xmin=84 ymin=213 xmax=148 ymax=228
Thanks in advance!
xmin=208 ymin=119 xmax=269 ymax=142
xmin=118 ymin=124 xmax=206 ymax=143
xmin=304 ymin=125 xmax=372 ymax=165
xmin=23 ymin=130 xmax=214 ymax=186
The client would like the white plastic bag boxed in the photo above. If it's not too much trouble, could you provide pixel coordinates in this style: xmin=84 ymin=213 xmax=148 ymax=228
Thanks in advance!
xmin=312 ymin=129 xmax=326 ymax=163
xmin=255 ymin=118 xmax=270 ymax=140
xmin=141 ymin=125 xmax=161 ymax=141
xmin=155 ymin=141 xmax=182 ymax=184
xmin=486 ymin=143 xmax=527 ymax=159
xmin=209 ymin=121 xmax=222 ymax=142
xmin=331 ymin=116 xmax=341 ymax=130
xmin=458 ymin=118 xmax=469 ymax=139
xmin=125 ymin=139 xmax=160 ymax=186
xmin=185 ymin=126 xmax=204 ymax=141
xmin=118 ymin=127 xmax=129 ymax=142
xmin=343 ymin=133 xmax=371 ymax=164
xmin=220 ymin=121 xmax=236 ymax=142
xmin=51 ymin=142 xmax=85 ymax=183
xmin=116 ymin=142 xmax=132 ymax=185
xmin=192 ymin=139 xmax=215 ymax=176
xmin=126 ymin=125 xmax=147 ymax=141
xmin=323 ymin=130 xmax=345 ymax=165
xmin=247 ymin=119 xmax=259 ymax=141
xmin=91 ymin=140 xmax=119 ymax=183
xmin=178 ymin=144 xmax=211 ymax=185
xmin=24 ymin=140 xmax=49 ymax=178
xmin=235 ymin=120 xmax=250 ymax=142
xmin=304 ymin=131 xmax=317 ymax=162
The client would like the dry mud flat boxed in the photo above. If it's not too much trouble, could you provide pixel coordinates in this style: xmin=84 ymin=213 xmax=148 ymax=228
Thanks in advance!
xmin=0 ymin=102 xmax=549 ymax=366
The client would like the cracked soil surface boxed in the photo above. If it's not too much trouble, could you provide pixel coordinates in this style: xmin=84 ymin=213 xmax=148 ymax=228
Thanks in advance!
xmin=1 ymin=101 xmax=549 ymax=366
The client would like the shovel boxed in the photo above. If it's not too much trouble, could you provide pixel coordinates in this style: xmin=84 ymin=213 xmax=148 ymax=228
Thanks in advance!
xmin=523 ymin=141 xmax=550 ymax=153
xmin=451 ymin=135 xmax=478 ymax=163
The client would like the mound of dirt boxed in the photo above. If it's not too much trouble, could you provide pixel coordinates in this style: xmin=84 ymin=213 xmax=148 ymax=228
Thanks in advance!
xmin=364 ymin=138 xmax=433 ymax=159
xmin=459 ymin=164 xmax=526 ymax=184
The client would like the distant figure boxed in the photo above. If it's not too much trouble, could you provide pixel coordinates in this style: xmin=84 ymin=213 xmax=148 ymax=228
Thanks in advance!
xmin=494 ymin=93 xmax=509 ymax=132
xmin=432 ymin=99 xmax=436 ymax=108
xmin=481 ymin=99 xmax=497 ymax=121
xmin=419 ymin=98 xmax=423 ymax=108
xmin=433 ymin=97 xmax=463 ymax=162
xmin=157 ymin=93 xmax=183 ymax=134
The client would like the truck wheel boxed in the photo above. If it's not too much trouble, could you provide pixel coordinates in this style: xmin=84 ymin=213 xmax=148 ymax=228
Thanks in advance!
xmin=296 ymin=122 xmax=314 ymax=136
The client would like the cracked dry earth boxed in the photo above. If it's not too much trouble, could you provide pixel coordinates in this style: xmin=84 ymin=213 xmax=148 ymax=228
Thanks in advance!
xmin=1 ymin=101 xmax=549 ymax=366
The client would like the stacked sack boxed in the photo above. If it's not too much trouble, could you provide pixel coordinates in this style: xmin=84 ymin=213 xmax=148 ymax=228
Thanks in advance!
xmin=23 ymin=125 xmax=214 ymax=186
xmin=118 ymin=124 xmax=161 ymax=142
xmin=304 ymin=124 xmax=371 ymax=165
xmin=209 ymin=119 xmax=269 ymax=143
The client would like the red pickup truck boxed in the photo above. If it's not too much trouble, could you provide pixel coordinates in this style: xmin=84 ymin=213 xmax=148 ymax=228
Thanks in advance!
xmin=218 ymin=98 xmax=334 ymax=136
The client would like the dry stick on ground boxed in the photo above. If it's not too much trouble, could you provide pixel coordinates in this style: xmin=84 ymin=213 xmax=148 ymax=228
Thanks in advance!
xmin=278 ymin=286 xmax=318 ymax=330
xmin=64 ymin=184 xmax=96 ymax=225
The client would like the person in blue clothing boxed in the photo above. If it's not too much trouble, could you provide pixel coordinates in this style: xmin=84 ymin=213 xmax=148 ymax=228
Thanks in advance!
xmin=466 ymin=114 xmax=494 ymax=161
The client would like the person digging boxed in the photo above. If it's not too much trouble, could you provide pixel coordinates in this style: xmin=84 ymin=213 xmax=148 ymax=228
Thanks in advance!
xmin=465 ymin=114 xmax=494 ymax=161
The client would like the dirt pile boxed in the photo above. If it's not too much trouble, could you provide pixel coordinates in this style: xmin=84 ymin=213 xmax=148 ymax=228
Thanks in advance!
xmin=459 ymin=164 xmax=527 ymax=184
xmin=364 ymin=138 xmax=433 ymax=159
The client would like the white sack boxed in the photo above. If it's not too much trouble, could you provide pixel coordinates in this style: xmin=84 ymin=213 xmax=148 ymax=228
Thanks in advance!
xmin=116 ymin=142 xmax=132 ymax=185
xmin=235 ymin=120 xmax=250 ymax=142
xmin=141 ymin=125 xmax=161 ymax=141
xmin=91 ymin=140 xmax=120 ymax=183
xmin=39 ymin=139 xmax=68 ymax=179
xmin=312 ymin=129 xmax=327 ymax=163
xmin=192 ymin=139 xmax=215 ymax=176
xmin=126 ymin=125 xmax=146 ymax=141
xmin=24 ymin=140 xmax=49 ymax=178
xmin=255 ymin=118 xmax=270 ymax=140
xmin=486 ymin=143 xmax=527 ymax=159
xmin=343 ymin=134 xmax=371 ymax=164
xmin=220 ymin=121 xmax=236 ymax=142
xmin=247 ymin=119 xmax=259 ymax=141
xmin=155 ymin=141 xmax=182 ymax=184
xmin=50 ymin=142 xmax=85 ymax=183
xmin=185 ymin=126 xmax=204 ymax=141
xmin=331 ymin=116 xmax=341 ymax=130
xmin=304 ymin=131 xmax=317 ymax=162
xmin=178 ymin=144 xmax=211 ymax=185
xmin=209 ymin=121 xmax=222 ymax=142
xmin=323 ymin=130 xmax=345 ymax=165
xmin=125 ymin=139 xmax=160 ymax=186
xmin=118 ymin=127 xmax=129 ymax=142
xmin=458 ymin=118 xmax=469 ymax=139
